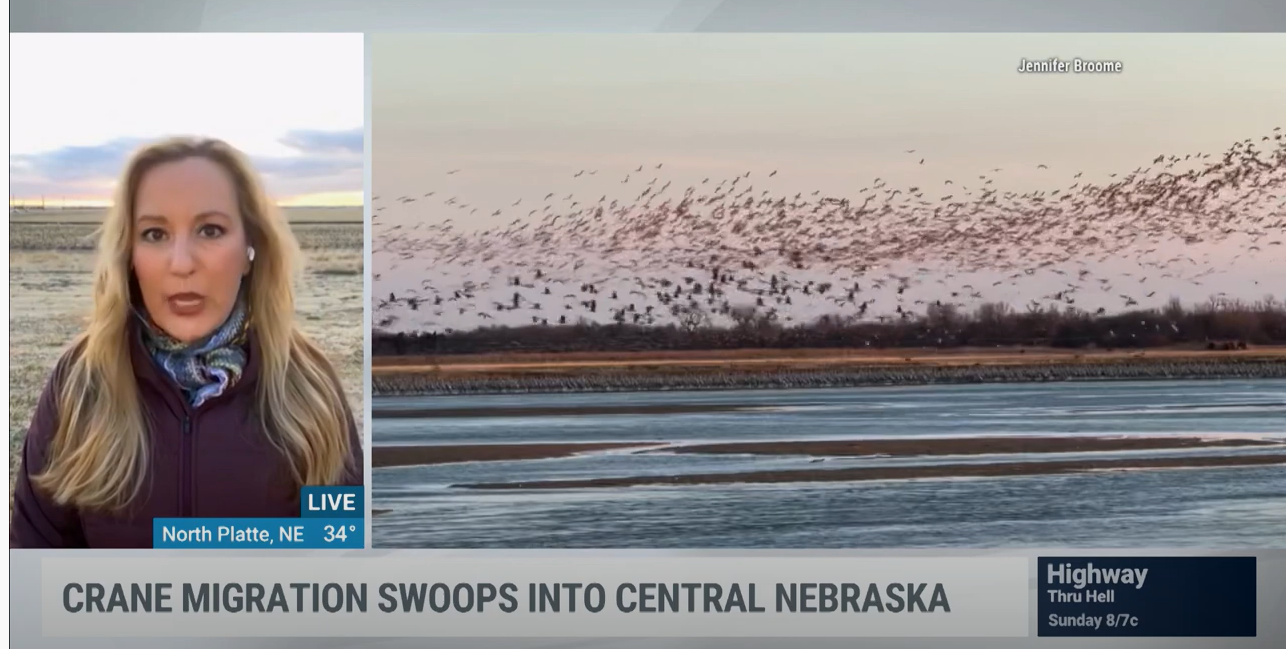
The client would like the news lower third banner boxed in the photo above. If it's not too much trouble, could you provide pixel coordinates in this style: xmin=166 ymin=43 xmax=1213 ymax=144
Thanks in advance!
xmin=152 ymin=487 xmax=364 ymax=549
xmin=41 ymin=557 xmax=1029 ymax=637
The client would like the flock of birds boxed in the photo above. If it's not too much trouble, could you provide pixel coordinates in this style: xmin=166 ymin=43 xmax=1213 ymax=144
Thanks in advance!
xmin=372 ymin=130 xmax=1285 ymax=333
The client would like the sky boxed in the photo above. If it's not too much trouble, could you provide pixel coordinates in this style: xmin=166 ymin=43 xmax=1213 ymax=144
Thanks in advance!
xmin=9 ymin=33 xmax=365 ymax=207
xmin=373 ymin=34 xmax=1284 ymax=213
xmin=370 ymin=34 xmax=1284 ymax=331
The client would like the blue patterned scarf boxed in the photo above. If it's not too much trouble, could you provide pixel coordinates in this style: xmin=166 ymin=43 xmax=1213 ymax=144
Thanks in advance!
xmin=136 ymin=294 xmax=251 ymax=408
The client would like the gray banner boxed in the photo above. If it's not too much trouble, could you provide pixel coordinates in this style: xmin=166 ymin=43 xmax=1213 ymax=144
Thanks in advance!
xmin=11 ymin=549 xmax=1286 ymax=647
xmin=10 ymin=0 xmax=1286 ymax=32
xmin=39 ymin=555 xmax=1027 ymax=637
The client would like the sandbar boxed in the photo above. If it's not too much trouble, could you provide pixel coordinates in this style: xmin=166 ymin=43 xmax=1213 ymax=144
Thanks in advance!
xmin=454 ymin=453 xmax=1286 ymax=490
xmin=373 ymin=435 xmax=1282 ymax=468
xmin=373 ymin=403 xmax=760 ymax=419
xmin=663 ymin=436 xmax=1283 ymax=458
xmin=374 ymin=442 xmax=651 ymax=468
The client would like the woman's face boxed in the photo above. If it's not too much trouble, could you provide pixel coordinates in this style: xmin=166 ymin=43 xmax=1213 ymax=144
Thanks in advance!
xmin=131 ymin=157 xmax=251 ymax=343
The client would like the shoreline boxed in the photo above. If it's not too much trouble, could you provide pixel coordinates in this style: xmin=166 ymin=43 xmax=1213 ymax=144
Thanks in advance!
xmin=374 ymin=345 xmax=1286 ymax=368
xmin=453 ymin=452 xmax=1286 ymax=490
xmin=372 ymin=435 xmax=1285 ymax=468
xmin=372 ymin=356 xmax=1286 ymax=396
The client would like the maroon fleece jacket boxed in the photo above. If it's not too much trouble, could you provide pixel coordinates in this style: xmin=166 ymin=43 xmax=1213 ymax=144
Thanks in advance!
xmin=9 ymin=321 xmax=364 ymax=548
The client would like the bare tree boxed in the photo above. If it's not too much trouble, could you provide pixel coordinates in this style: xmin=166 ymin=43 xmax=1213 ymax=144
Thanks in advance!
xmin=729 ymin=305 xmax=758 ymax=330
xmin=672 ymin=302 xmax=711 ymax=332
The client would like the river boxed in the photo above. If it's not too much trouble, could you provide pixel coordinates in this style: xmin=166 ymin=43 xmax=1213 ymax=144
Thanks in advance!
xmin=372 ymin=379 xmax=1286 ymax=548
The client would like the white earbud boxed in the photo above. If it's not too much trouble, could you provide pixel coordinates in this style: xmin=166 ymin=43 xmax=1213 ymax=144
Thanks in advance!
xmin=247 ymin=246 xmax=256 ymax=262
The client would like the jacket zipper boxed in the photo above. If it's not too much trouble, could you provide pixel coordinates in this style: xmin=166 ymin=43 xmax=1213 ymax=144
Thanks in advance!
xmin=180 ymin=415 xmax=194 ymax=517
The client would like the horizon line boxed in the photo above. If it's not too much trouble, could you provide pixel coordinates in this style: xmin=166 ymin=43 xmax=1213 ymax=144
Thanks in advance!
xmin=8 ymin=195 xmax=365 ymax=210
xmin=8 ymin=205 xmax=365 ymax=211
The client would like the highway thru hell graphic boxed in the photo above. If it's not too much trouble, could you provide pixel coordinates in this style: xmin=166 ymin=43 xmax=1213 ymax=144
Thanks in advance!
xmin=1037 ymin=556 xmax=1256 ymax=637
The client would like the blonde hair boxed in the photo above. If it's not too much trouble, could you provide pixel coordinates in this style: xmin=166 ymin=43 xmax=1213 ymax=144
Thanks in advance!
xmin=33 ymin=137 xmax=356 ymax=512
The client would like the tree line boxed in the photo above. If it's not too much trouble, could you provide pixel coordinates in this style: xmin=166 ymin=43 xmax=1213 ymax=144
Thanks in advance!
xmin=372 ymin=296 xmax=1286 ymax=357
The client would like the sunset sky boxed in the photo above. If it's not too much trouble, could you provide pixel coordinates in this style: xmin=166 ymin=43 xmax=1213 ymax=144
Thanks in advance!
xmin=9 ymin=33 xmax=365 ymax=208
xmin=373 ymin=34 xmax=1285 ymax=211
xmin=370 ymin=34 xmax=1284 ymax=330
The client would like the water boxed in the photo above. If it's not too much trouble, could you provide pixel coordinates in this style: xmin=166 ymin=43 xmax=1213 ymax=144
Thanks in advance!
xmin=372 ymin=379 xmax=1286 ymax=548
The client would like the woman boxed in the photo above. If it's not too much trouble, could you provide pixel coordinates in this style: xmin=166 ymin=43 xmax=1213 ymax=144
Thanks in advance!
xmin=9 ymin=137 xmax=364 ymax=548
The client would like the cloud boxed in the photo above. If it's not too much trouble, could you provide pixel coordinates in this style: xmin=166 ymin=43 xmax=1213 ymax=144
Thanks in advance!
xmin=9 ymin=129 xmax=364 ymax=201
xmin=279 ymin=128 xmax=363 ymax=156
xmin=252 ymin=127 xmax=364 ymax=184
xmin=9 ymin=137 xmax=153 ymax=197
xmin=251 ymin=128 xmax=364 ymax=198
xmin=252 ymin=155 xmax=362 ymax=179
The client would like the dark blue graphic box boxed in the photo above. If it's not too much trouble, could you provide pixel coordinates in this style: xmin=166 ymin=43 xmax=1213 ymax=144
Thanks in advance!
xmin=1037 ymin=556 xmax=1256 ymax=637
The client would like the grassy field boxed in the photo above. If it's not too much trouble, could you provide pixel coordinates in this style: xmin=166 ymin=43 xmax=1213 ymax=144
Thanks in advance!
xmin=9 ymin=207 xmax=362 ymax=252
xmin=8 ymin=206 xmax=362 ymax=224
xmin=8 ymin=216 xmax=364 ymax=504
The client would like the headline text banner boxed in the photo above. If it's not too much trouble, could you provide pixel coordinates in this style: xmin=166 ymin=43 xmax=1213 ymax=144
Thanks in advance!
xmin=42 ymin=556 xmax=1028 ymax=637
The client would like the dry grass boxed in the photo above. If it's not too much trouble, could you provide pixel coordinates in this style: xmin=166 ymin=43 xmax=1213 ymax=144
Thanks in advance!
xmin=8 ymin=221 xmax=364 ymax=502
xmin=9 ymin=221 xmax=362 ymax=252
xmin=371 ymin=344 xmax=1286 ymax=378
